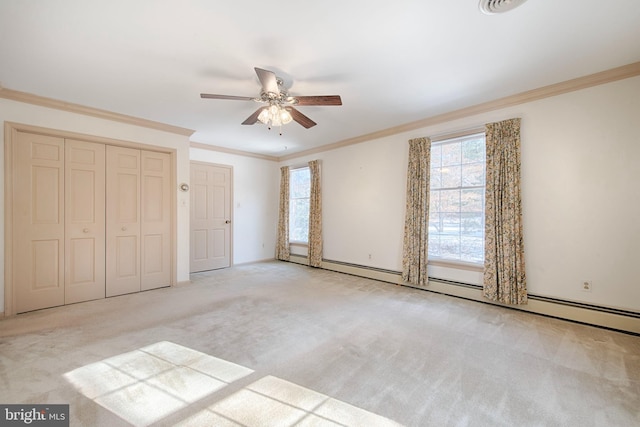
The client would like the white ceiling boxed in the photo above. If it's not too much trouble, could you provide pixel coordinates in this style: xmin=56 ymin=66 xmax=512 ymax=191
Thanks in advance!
xmin=1 ymin=0 xmax=639 ymax=156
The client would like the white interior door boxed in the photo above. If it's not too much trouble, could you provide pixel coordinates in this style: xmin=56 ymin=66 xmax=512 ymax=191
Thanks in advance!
xmin=106 ymin=146 xmax=141 ymax=297
xmin=65 ymin=139 xmax=106 ymax=304
xmin=14 ymin=132 xmax=66 ymax=313
xmin=190 ymin=162 xmax=232 ymax=273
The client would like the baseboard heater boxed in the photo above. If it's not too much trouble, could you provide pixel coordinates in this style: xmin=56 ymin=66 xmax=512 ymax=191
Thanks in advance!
xmin=287 ymin=255 xmax=640 ymax=335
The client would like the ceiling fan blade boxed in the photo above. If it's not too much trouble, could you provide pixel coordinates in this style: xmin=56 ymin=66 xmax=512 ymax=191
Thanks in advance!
xmin=293 ymin=95 xmax=342 ymax=106
xmin=254 ymin=67 xmax=279 ymax=95
xmin=200 ymin=94 xmax=255 ymax=101
xmin=242 ymin=107 xmax=267 ymax=125
xmin=286 ymin=107 xmax=317 ymax=129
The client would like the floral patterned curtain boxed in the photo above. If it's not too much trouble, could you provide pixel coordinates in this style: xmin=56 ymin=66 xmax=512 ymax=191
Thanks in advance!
xmin=483 ymin=118 xmax=527 ymax=304
xmin=402 ymin=137 xmax=431 ymax=286
xmin=275 ymin=166 xmax=290 ymax=261
xmin=308 ymin=160 xmax=323 ymax=267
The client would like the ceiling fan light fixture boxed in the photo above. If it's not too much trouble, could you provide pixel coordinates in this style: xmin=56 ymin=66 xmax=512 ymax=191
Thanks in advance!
xmin=280 ymin=108 xmax=293 ymax=125
xmin=257 ymin=108 xmax=270 ymax=124
xmin=257 ymin=103 xmax=292 ymax=128
xmin=479 ymin=0 xmax=528 ymax=15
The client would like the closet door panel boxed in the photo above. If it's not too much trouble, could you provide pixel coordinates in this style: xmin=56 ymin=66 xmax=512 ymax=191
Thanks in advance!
xmin=65 ymin=140 xmax=106 ymax=304
xmin=141 ymin=151 xmax=171 ymax=290
xmin=14 ymin=132 xmax=65 ymax=313
xmin=106 ymin=146 xmax=141 ymax=297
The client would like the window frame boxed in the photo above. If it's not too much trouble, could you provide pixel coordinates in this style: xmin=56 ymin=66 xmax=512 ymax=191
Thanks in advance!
xmin=428 ymin=131 xmax=486 ymax=267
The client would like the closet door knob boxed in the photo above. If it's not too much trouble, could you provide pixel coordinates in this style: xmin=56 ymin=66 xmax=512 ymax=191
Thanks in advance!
xmin=121 ymin=226 xmax=127 ymax=231
xmin=83 ymin=228 xmax=89 ymax=233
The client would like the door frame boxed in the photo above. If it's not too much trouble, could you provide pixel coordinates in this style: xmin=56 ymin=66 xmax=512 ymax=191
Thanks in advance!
xmin=4 ymin=121 xmax=178 ymax=316
xmin=189 ymin=160 xmax=234 ymax=272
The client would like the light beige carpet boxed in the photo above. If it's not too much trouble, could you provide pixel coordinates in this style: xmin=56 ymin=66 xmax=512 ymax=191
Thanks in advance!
xmin=0 ymin=261 xmax=638 ymax=426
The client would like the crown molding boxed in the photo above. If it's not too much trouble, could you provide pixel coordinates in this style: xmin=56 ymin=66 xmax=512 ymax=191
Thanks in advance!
xmin=190 ymin=142 xmax=279 ymax=161
xmin=279 ymin=61 xmax=640 ymax=162
xmin=0 ymin=87 xmax=195 ymax=137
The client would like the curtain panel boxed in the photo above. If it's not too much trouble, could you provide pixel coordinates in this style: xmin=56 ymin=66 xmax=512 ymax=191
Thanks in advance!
xmin=276 ymin=166 xmax=290 ymax=261
xmin=308 ymin=160 xmax=323 ymax=267
xmin=402 ymin=137 xmax=431 ymax=286
xmin=483 ymin=118 xmax=527 ymax=304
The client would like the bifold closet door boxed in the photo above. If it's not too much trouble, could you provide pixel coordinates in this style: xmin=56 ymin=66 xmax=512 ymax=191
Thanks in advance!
xmin=106 ymin=146 xmax=141 ymax=297
xmin=141 ymin=151 xmax=171 ymax=291
xmin=14 ymin=132 xmax=66 ymax=313
xmin=65 ymin=140 xmax=106 ymax=304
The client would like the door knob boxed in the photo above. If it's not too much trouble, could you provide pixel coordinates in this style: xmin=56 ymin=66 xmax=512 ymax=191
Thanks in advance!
xmin=225 ymin=220 xmax=231 ymax=224
xmin=83 ymin=228 xmax=89 ymax=233
xmin=121 ymin=226 xmax=127 ymax=231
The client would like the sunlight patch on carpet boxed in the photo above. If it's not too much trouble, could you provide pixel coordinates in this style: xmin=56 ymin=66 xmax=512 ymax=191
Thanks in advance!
xmin=175 ymin=376 xmax=403 ymax=427
xmin=63 ymin=341 xmax=253 ymax=426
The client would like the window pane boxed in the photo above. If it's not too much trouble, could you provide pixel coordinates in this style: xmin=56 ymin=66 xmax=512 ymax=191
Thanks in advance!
xmin=440 ymin=189 xmax=460 ymax=212
xmin=460 ymin=188 xmax=483 ymax=212
xmin=428 ymin=234 xmax=441 ymax=257
xmin=461 ymin=213 xmax=483 ymax=236
xmin=431 ymin=144 xmax=442 ymax=168
xmin=462 ymin=138 xmax=485 ymax=163
xmin=430 ymin=166 xmax=442 ymax=189
xmin=428 ymin=213 xmax=441 ymax=234
xmin=441 ymin=165 xmax=461 ymax=188
xmin=441 ymin=143 xmax=461 ymax=166
xmin=290 ymin=168 xmax=310 ymax=198
xmin=439 ymin=235 xmax=460 ymax=259
xmin=429 ymin=191 xmax=441 ymax=213
xmin=461 ymin=162 xmax=484 ymax=186
xmin=461 ymin=236 xmax=483 ymax=263
xmin=442 ymin=212 xmax=461 ymax=235
xmin=289 ymin=198 xmax=309 ymax=242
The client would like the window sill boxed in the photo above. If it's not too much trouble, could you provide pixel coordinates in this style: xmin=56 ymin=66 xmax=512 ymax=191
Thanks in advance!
xmin=289 ymin=241 xmax=308 ymax=247
xmin=428 ymin=259 xmax=484 ymax=272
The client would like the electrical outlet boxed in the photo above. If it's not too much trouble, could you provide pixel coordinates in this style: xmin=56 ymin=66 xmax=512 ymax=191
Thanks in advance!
xmin=368 ymin=254 xmax=372 ymax=260
xmin=581 ymin=280 xmax=592 ymax=292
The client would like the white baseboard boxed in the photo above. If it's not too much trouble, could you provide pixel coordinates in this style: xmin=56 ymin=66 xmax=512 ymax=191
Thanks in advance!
xmin=288 ymin=255 xmax=640 ymax=335
xmin=420 ymin=279 xmax=640 ymax=335
xmin=233 ymin=258 xmax=277 ymax=266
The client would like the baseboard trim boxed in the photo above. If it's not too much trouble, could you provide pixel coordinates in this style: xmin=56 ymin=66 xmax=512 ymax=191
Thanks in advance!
xmin=287 ymin=256 xmax=640 ymax=335
xmin=234 ymin=258 xmax=277 ymax=266
xmin=419 ymin=279 xmax=640 ymax=335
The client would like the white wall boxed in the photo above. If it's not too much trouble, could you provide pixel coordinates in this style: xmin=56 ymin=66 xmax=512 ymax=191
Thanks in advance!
xmin=0 ymin=98 xmax=192 ymax=313
xmin=284 ymin=138 xmax=408 ymax=270
xmin=280 ymin=76 xmax=640 ymax=313
xmin=189 ymin=148 xmax=279 ymax=264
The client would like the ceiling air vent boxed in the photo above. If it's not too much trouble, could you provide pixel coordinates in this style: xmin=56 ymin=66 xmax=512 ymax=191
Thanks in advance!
xmin=479 ymin=0 xmax=528 ymax=14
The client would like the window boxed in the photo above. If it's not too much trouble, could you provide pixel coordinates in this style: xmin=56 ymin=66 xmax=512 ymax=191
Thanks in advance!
xmin=289 ymin=167 xmax=310 ymax=243
xmin=429 ymin=133 xmax=486 ymax=264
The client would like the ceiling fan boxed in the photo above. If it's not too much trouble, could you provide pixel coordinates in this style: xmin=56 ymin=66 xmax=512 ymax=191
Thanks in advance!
xmin=200 ymin=67 xmax=342 ymax=131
